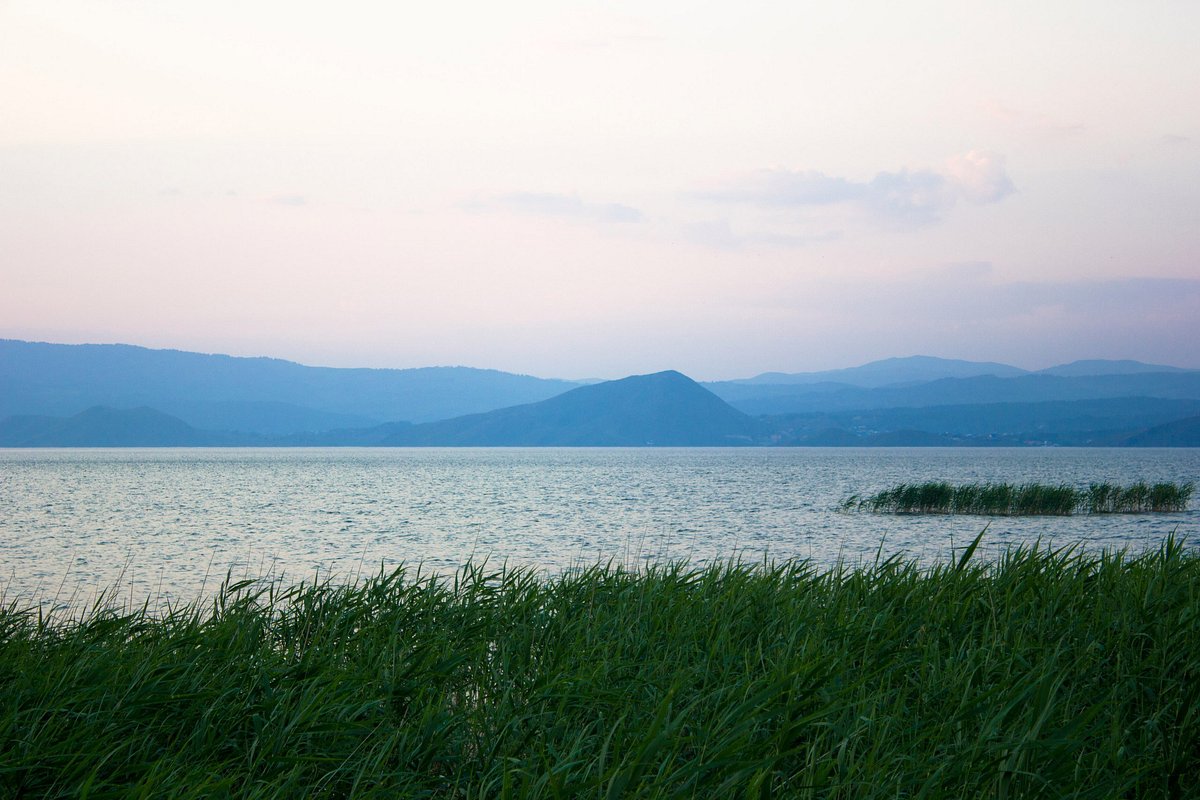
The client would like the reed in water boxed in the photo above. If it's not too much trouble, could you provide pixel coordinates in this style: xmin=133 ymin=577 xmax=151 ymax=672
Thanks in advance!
xmin=2 ymin=536 xmax=1198 ymax=797
xmin=846 ymin=480 xmax=1193 ymax=515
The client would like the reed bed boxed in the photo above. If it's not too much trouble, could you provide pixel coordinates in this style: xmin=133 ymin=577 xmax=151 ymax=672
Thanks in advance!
xmin=2 ymin=539 xmax=1199 ymax=798
xmin=847 ymin=480 xmax=1194 ymax=515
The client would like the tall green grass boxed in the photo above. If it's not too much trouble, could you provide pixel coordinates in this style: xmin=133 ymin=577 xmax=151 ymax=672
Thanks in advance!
xmin=847 ymin=481 xmax=1194 ymax=515
xmin=2 ymin=540 xmax=1199 ymax=797
xmin=1085 ymin=481 xmax=1195 ymax=514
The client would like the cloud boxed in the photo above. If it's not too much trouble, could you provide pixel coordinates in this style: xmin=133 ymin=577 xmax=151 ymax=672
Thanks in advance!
xmin=702 ymin=151 xmax=1014 ymax=225
xmin=942 ymin=151 xmax=1015 ymax=204
xmin=267 ymin=195 xmax=308 ymax=207
xmin=1160 ymin=134 xmax=1192 ymax=147
xmin=862 ymin=169 xmax=953 ymax=224
xmin=491 ymin=192 xmax=645 ymax=224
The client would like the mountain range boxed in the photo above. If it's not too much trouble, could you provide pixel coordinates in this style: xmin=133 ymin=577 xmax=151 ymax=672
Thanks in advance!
xmin=0 ymin=339 xmax=577 ymax=432
xmin=2 ymin=339 xmax=1198 ymax=446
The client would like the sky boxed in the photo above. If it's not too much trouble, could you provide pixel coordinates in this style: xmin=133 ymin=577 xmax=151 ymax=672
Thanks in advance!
xmin=2 ymin=0 xmax=1198 ymax=380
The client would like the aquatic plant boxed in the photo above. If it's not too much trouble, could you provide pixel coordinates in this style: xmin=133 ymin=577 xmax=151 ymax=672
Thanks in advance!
xmin=2 ymin=539 xmax=1199 ymax=797
xmin=1086 ymin=481 xmax=1194 ymax=513
xmin=851 ymin=481 xmax=1193 ymax=515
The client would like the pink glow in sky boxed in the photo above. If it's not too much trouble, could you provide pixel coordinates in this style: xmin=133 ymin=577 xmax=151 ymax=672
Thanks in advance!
xmin=2 ymin=1 xmax=1198 ymax=379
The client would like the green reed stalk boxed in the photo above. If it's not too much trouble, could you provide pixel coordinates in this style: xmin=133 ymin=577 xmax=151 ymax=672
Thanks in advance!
xmin=853 ymin=481 xmax=1193 ymax=515
xmin=2 ymin=539 xmax=1199 ymax=797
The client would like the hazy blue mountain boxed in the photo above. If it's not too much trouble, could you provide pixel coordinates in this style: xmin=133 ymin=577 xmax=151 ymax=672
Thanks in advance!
xmin=704 ymin=380 xmax=863 ymax=407
xmin=0 ymin=339 xmax=579 ymax=431
xmin=722 ymin=356 xmax=1194 ymax=389
xmin=775 ymin=397 xmax=1200 ymax=437
xmin=726 ymin=356 xmax=1030 ymax=388
xmin=765 ymin=397 xmax=1200 ymax=446
xmin=0 ymin=414 xmax=63 ymax=445
xmin=1037 ymin=359 xmax=1194 ymax=377
xmin=710 ymin=372 xmax=1200 ymax=416
xmin=1121 ymin=416 xmax=1200 ymax=447
xmin=382 ymin=371 xmax=765 ymax=446
xmin=798 ymin=428 xmax=1004 ymax=446
xmin=0 ymin=406 xmax=247 ymax=447
xmin=157 ymin=400 xmax=377 ymax=436
xmin=4 ymin=339 xmax=1197 ymax=447
xmin=855 ymin=430 xmax=967 ymax=446
xmin=278 ymin=421 xmax=415 ymax=446
xmin=5 ymin=393 xmax=1197 ymax=447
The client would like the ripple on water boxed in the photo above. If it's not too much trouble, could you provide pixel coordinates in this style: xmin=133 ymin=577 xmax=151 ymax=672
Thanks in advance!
xmin=0 ymin=447 xmax=1196 ymax=607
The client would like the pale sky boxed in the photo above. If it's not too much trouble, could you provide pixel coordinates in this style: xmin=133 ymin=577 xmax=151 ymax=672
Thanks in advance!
xmin=2 ymin=0 xmax=1198 ymax=379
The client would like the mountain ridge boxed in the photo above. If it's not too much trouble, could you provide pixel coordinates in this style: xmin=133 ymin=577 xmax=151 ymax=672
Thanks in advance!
xmin=2 ymin=339 xmax=1198 ymax=446
xmin=0 ymin=372 xmax=765 ymax=447
xmin=0 ymin=339 xmax=581 ymax=431
xmin=708 ymin=372 xmax=1200 ymax=416
xmin=0 ymin=406 xmax=246 ymax=447
xmin=715 ymin=355 xmax=1197 ymax=390
xmin=382 ymin=370 xmax=765 ymax=446
xmin=732 ymin=355 xmax=1031 ymax=387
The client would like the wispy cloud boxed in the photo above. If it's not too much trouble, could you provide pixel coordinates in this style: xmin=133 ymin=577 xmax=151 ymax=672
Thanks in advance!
xmin=488 ymin=192 xmax=646 ymax=224
xmin=700 ymin=151 xmax=1015 ymax=225
xmin=267 ymin=194 xmax=308 ymax=207
xmin=941 ymin=151 xmax=1015 ymax=204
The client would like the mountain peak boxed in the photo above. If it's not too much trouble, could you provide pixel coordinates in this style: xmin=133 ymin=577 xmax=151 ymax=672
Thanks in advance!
xmin=1039 ymin=359 xmax=1193 ymax=377
xmin=385 ymin=370 xmax=763 ymax=446
xmin=729 ymin=355 xmax=1028 ymax=388
xmin=0 ymin=405 xmax=211 ymax=447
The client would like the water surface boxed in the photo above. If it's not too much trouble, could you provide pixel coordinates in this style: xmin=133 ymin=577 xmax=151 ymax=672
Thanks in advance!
xmin=2 ymin=447 xmax=1196 ymax=607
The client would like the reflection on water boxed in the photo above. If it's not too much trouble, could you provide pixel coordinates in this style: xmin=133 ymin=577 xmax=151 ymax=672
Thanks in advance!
xmin=1 ymin=447 xmax=1196 ymax=607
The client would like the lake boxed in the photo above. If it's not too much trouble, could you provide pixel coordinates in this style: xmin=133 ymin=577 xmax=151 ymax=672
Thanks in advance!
xmin=2 ymin=447 xmax=1197 ymax=607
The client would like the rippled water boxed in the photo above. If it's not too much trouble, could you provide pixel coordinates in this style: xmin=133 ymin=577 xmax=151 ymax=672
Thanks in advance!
xmin=2 ymin=447 xmax=1197 ymax=607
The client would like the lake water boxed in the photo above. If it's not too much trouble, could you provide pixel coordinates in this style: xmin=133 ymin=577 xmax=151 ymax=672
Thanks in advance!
xmin=2 ymin=447 xmax=1197 ymax=608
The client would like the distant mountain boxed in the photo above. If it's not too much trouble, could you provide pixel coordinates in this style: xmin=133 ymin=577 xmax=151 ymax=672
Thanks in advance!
xmin=797 ymin=428 xmax=971 ymax=447
xmin=765 ymin=397 xmax=1200 ymax=447
xmin=1121 ymin=416 xmax=1200 ymax=447
xmin=153 ymin=400 xmax=378 ymax=436
xmin=1037 ymin=359 xmax=1194 ymax=377
xmin=382 ymin=371 xmax=765 ymax=446
xmin=724 ymin=356 xmax=1196 ymax=389
xmin=0 ymin=406 xmax=246 ymax=447
xmin=0 ymin=340 xmax=578 ymax=432
xmin=3 ymin=339 xmax=1197 ymax=447
xmin=727 ymin=356 xmax=1030 ymax=388
xmin=710 ymin=372 xmax=1200 ymax=417
xmin=5 ymin=392 xmax=1198 ymax=448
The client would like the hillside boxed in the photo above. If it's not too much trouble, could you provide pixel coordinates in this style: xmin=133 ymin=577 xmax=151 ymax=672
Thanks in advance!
xmin=2 ymin=341 xmax=1197 ymax=447
xmin=0 ymin=339 xmax=578 ymax=432
xmin=720 ymin=356 xmax=1192 ymax=389
xmin=1039 ymin=359 xmax=1192 ymax=377
xmin=732 ymin=355 xmax=1029 ymax=387
xmin=1122 ymin=416 xmax=1200 ymax=447
xmin=709 ymin=372 xmax=1200 ymax=416
xmin=764 ymin=397 xmax=1200 ymax=446
xmin=383 ymin=371 xmax=765 ymax=446
xmin=0 ymin=406 xmax=242 ymax=447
